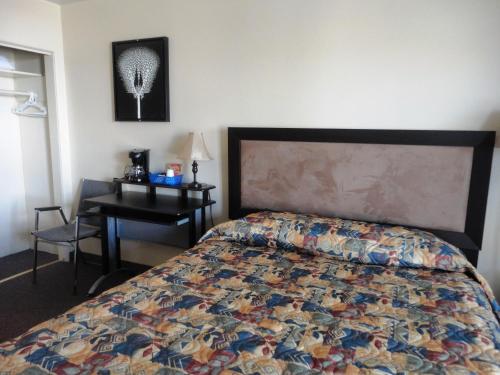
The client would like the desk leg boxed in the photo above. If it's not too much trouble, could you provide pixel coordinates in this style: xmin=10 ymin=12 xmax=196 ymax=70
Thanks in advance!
xmin=107 ymin=216 xmax=117 ymax=272
xmin=188 ymin=211 xmax=197 ymax=248
xmin=201 ymin=190 xmax=209 ymax=236
xmin=89 ymin=215 xmax=131 ymax=297
xmin=201 ymin=207 xmax=206 ymax=235
xmin=115 ymin=217 xmax=121 ymax=269
xmin=100 ymin=215 xmax=110 ymax=274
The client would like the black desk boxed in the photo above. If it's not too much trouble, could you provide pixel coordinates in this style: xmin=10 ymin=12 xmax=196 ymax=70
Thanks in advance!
xmin=85 ymin=191 xmax=215 ymax=295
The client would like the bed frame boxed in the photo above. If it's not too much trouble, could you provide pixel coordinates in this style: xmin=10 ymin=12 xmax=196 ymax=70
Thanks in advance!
xmin=228 ymin=128 xmax=495 ymax=266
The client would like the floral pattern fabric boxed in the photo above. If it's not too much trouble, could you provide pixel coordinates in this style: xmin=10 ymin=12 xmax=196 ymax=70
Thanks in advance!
xmin=203 ymin=212 xmax=500 ymax=317
xmin=202 ymin=212 xmax=471 ymax=272
xmin=0 ymin=212 xmax=499 ymax=374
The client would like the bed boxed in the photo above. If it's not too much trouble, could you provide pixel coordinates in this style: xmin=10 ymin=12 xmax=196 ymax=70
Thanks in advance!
xmin=0 ymin=128 xmax=498 ymax=374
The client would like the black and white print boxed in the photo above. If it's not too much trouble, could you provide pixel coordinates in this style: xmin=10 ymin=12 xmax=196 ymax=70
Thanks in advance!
xmin=112 ymin=37 xmax=169 ymax=122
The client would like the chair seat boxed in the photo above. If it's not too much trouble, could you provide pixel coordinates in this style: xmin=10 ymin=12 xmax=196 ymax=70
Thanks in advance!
xmin=33 ymin=223 xmax=99 ymax=243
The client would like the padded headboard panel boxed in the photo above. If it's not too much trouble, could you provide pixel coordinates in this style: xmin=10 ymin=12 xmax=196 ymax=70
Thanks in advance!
xmin=241 ymin=141 xmax=472 ymax=232
xmin=228 ymin=128 xmax=495 ymax=266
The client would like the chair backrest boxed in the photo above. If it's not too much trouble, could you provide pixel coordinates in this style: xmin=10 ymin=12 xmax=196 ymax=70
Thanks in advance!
xmin=77 ymin=179 xmax=116 ymax=226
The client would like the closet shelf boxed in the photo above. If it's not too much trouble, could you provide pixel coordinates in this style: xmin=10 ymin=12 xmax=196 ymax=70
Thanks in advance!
xmin=0 ymin=68 xmax=43 ymax=78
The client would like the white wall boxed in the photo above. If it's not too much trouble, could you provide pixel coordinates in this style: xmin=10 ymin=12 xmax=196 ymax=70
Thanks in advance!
xmin=61 ymin=0 xmax=500 ymax=294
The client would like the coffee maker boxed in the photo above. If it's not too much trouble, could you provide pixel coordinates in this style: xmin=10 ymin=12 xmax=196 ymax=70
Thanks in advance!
xmin=125 ymin=149 xmax=150 ymax=182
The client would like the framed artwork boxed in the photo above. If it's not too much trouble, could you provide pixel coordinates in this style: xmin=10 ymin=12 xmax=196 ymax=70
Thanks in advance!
xmin=112 ymin=37 xmax=169 ymax=122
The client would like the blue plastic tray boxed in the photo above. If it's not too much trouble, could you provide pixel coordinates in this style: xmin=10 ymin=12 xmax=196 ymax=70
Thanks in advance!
xmin=149 ymin=172 xmax=183 ymax=186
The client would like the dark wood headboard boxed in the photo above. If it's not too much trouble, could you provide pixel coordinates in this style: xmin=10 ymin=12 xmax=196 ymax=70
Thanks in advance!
xmin=228 ymin=128 xmax=495 ymax=266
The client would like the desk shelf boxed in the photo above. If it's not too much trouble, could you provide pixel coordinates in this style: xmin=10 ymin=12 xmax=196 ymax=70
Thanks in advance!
xmin=114 ymin=178 xmax=215 ymax=202
xmin=114 ymin=178 xmax=215 ymax=192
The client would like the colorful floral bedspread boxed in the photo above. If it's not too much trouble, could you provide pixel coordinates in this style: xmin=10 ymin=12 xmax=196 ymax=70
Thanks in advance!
xmin=0 ymin=212 xmax=499 ymax=374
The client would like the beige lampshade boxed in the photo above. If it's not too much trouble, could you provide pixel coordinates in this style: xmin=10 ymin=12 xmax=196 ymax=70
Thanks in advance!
xmin=177 ymin=132 xmax=213 ymax=161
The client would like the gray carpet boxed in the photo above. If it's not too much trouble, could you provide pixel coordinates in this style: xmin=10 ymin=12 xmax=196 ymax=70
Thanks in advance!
xmin=0 ymin=249 xmax=57 ymax=279
xmin=0 ymin=250 xmax=149 ymax=342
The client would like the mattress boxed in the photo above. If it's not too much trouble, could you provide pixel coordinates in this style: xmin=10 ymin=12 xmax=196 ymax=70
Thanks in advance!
xmin=0 ymin=212 xmax=499 ymax=374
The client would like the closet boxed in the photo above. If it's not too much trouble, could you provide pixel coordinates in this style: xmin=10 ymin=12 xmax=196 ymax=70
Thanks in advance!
xmin=0 ymin=45 xmax=54 ymax=257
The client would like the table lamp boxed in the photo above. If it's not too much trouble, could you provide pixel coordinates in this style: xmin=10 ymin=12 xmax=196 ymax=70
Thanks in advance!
xmin=177 ymin=132 xmax=213 ymax=188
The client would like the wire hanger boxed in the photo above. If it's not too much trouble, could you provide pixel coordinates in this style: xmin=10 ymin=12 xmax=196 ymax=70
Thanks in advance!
xmin=0 ymin=89 xmax=48 ymax=118
xmin=13 ymin=92 xmax=47 ymax=117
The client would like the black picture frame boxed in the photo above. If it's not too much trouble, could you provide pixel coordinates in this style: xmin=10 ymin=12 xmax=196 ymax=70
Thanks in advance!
xmin=112 ymin=37 xmax=169 ymax=122
xmin=228 ymin=127 xmax=496 ymax=266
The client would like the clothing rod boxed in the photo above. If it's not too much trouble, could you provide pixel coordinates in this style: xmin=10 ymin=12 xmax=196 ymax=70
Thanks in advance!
xmin=0 ymin=89 xmax=32 ymax=97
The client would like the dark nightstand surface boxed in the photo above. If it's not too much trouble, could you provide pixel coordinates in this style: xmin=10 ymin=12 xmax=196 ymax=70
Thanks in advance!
xmin=86 ymin=191 xmax=215 ymax=217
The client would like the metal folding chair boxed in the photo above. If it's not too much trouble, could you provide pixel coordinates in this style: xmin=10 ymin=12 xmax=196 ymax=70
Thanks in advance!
xmin=32 ymin=179 xmax=115 ymax=294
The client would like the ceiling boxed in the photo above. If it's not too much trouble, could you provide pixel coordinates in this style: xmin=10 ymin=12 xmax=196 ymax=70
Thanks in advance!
xmin=45 ymin=0 xmax=86 ymax=5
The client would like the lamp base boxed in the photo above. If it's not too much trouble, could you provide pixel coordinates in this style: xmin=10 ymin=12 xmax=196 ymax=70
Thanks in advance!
xmin=188 ymin=181 xmax=204 ymax=189
xmin=190 ymin=160 xmax=203 ymax=189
